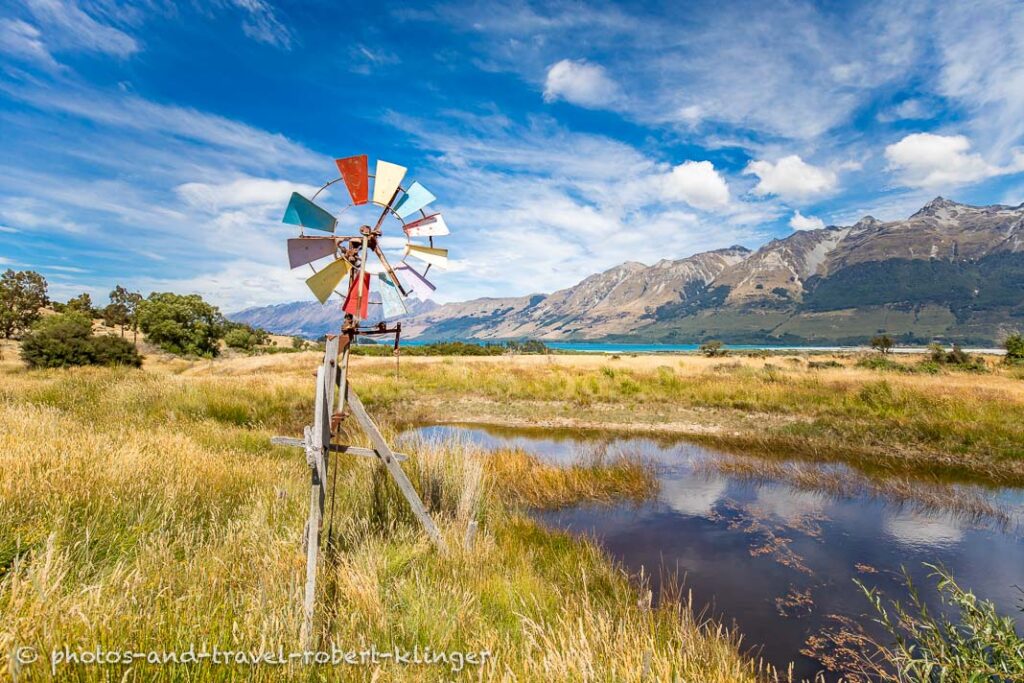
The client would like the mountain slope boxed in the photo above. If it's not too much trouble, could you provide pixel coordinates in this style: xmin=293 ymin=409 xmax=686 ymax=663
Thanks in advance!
xmin=232 ymin=198 xmax=1024 ymax=345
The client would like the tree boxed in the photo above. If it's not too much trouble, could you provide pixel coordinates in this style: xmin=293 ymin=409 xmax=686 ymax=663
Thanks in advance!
xmin=1005 ymin=333 xmax=1024 ymax=364
xmin=223 ymin=323 xmax=269 ymax=352
xmin=65 ymin=292 xmax=95 ymax=317
xmin=19 ymin=312 xmax=142 ymax=368
xmin=699 ymin=340 xmax=727 ymax=357
xmin=105 ymin=286 xmax=132 ymax=335
xmin=0 ymin=269 xmax=49 ymax=339
xmin=870 ymin=334 xmax=894 ymax=354
xmin=291 ymin=336 xmax=306 ymax=350
xmin=137 ymin=292 xmax=225 ymax=357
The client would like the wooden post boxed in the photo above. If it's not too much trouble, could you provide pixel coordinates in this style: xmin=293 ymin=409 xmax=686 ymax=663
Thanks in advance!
xmin=345 ymin=387 xmax=447 ymax=550
xmin=280 ymin=335 xmax=445 ymax=649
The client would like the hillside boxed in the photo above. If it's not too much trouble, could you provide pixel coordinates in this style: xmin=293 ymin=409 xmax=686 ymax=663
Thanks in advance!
xmin=232 ymin=198 xmax=1024 ymax=345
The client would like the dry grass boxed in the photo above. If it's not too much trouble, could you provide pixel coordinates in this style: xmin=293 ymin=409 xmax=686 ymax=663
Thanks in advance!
xmin=0 ymin=347 xmax=773 ymax=682
xmin=485 ymin=447 xmax=657 ymax=509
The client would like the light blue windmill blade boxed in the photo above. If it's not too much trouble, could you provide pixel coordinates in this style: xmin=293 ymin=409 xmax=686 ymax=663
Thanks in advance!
xmin=392 ymin=182 xmax=437 ymax=219
xmin=282 ymin=192 xmax=337 ymax=233
xmin=377 ymin=272 xmax=408 ymax=318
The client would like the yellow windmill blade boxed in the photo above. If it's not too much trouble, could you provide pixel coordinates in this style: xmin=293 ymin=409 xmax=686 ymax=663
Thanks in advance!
xmin=305 ymin=257 xmax=352 ymax=304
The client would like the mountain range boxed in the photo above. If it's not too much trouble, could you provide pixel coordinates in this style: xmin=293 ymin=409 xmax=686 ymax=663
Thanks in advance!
xmin=230 ymin=197 xmax=1024 ymax=345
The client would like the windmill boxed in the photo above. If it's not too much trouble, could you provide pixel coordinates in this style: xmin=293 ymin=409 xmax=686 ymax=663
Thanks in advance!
xmin=271 ymin=155 xmax=450 ymax=647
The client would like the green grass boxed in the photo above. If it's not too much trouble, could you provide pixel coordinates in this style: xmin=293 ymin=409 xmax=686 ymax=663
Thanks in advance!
xmin=351 ymin=359 xmax=1024 ymax=486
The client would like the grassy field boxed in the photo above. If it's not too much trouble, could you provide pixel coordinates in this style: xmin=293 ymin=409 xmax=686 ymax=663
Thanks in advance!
xmin=0 ymin=342 xmax=776 ymax=682
xmin=273 ymin=350 xmax=1022 ymax=487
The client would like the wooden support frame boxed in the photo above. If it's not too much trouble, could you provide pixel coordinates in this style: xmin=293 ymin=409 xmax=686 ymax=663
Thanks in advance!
xmin=272 ymin=336 xmax=444 ymax=649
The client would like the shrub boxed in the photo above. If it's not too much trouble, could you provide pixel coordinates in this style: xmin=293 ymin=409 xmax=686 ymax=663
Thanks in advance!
xmin=223 ymin=324 xmax=269 ymax=352
xmin=1005 ymin=333 xmax=1024 ymax=364
xmin=138 ymin=292 xmax=225 ymax=357
xmin=856 ymin=355 xmax=914 ymax=373
xmin=808 ymin=359 xmax=843 ymax=369
xmin=699 ymin=340 xmax=727 ymax=357
xmin=926 ymin=343 xmax=988 ymax=372
xmin=852 ymin=566 xmax=1024 ymax=681
xmin=20 ymin=313 xmax=142 ymax=368
xmin=870 ymin=334 xmax=894 ymax=354
xmin=88 ymin=334 xmax=143 ymax=367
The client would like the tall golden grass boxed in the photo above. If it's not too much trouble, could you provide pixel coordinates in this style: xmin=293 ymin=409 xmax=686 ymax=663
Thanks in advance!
xmin=0 ymin=349 xmax=775 ymax=682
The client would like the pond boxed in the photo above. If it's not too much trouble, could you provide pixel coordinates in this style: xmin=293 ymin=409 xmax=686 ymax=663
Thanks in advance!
xmin=401 ymin=424 xmax=1024 ymax=681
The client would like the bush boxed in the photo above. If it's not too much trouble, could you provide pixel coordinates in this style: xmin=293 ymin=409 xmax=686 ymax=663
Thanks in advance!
xmin=870 ymin=334 xmax=894 ymax=354
xmin=926 ymin=343 xmax=988 ymax=372
xmin=20 ymin=313 xmax=142 ymax=368
xmin=856 ymin=355 xmax=914 ymax=373
xmin=138 ymin=292 xmax=225 ymax=357
xmin=852 ymin=566 xmax=1024 ymax=681
xmin=808 ymin=359 xmax=843 ymax=369
xmin=223 ymin=324 xmax=269 ymax=352
xmin=699 ymin=340 xmax=727 ymax=357
xmin=1005 ymin=333 xmax=1024 ymax=364
xmin=88 ymin=334 xmax=143 ymax=367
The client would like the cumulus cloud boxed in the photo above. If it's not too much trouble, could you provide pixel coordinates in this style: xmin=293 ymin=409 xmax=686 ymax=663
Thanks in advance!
xmin=543 ymin=59 xmax=620 ymax=108
xmin=744 ymin=155 xmax=838 ymax=199
xmin=661 ymin=161 xmax=730 ymax=210
xmin=789 ymin=210 xmax=825 ymax=231
xmin=883 ymin=132 xmax=1018 ymax=188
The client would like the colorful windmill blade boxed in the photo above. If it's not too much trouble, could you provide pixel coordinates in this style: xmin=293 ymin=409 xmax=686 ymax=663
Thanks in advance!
xmin=373 ymin=160 xmax=406 ymax=207
xmin=335 ymin=155 xmax=369 ymax=205
xmin=343 ymin=272 xmax=371 ymax=318
xmin=403 ymin=214 xmax=449 ymax=238
xmin=404 ymin=244 xmax=448 ymax=269
xmin=394 ymin=263 xmax=436 ymax=300
xmin=288 ymin=237 xmax=336 ymax=269
xmin=378 ymin=272 xmax=408 ymax=318
xmin=283 ymin=192 xmax=337 ymax=233
xmin=392 ymin=182 xmax=437 ymax=219
xmin=305 ymin=258 xmax=351 ymax=304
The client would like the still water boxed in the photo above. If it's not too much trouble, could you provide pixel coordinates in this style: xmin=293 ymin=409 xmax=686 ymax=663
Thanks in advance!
xmin=402 ymin=425 xmax=1024 ymax=680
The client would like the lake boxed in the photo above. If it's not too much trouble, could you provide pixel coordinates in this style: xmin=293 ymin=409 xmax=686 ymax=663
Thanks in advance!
xmin=401 ymin=425 xmax=1024 ymax=681
xmin=402 ymin=340 xmax=1006 ymax=354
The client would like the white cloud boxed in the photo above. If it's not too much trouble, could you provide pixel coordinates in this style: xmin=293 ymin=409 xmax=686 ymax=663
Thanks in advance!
xmin=26 ymin=0 xmax=139 ymax=57
xmin=231 ymin=0 xmax=294 ymax=50
xmin=789 ymin=211 xmax=825 ymax=231
xmin=543 ymin=59 xmax=620 ymax=108
xmin=744 ymin=155 xmax=838 ymax=199
xmin=0 ymin=19 xmax=60 ymax=70
xmin=175 ymin=177 xmax=318 ymax=211
xmin=661 ymin=161 xmax=730 ymax=210
xmin=883 ymin=132 xmax=1018 ymax=188
xmin=877 ymin=98 xmax=931 ymax=122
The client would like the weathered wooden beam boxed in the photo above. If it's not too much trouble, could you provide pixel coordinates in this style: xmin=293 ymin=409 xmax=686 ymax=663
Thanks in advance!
xmin=346 ymin=387 xmax=446 ymax=551
xmin=270 ymin=437 xmax=408 ymax=462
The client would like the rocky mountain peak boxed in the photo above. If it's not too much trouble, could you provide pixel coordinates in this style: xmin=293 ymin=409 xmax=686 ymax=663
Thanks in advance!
xmin=912 ymin=196 xmax=962 ymax=218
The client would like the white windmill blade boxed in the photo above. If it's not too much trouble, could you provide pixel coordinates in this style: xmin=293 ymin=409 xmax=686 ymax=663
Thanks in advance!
xmin=403 ymin=213 xmax=450 ymax=238
xmin=404 ymin=244 xmax=448 ymax=269
xmin=373 ymin=160 xmax=407 ymax=207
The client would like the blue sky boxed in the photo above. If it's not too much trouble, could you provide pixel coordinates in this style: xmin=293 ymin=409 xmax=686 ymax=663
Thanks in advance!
xmin=1 ymin=0 xmax=1023 ymax=311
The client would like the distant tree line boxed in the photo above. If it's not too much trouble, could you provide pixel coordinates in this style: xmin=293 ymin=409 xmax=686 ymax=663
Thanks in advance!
xmin=1 ymin=269 xmax=285 ymax=367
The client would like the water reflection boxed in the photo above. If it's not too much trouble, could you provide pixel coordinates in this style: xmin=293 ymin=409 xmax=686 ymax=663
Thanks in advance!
xmin=403 ymin=424 xmax=1024 ymax=681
